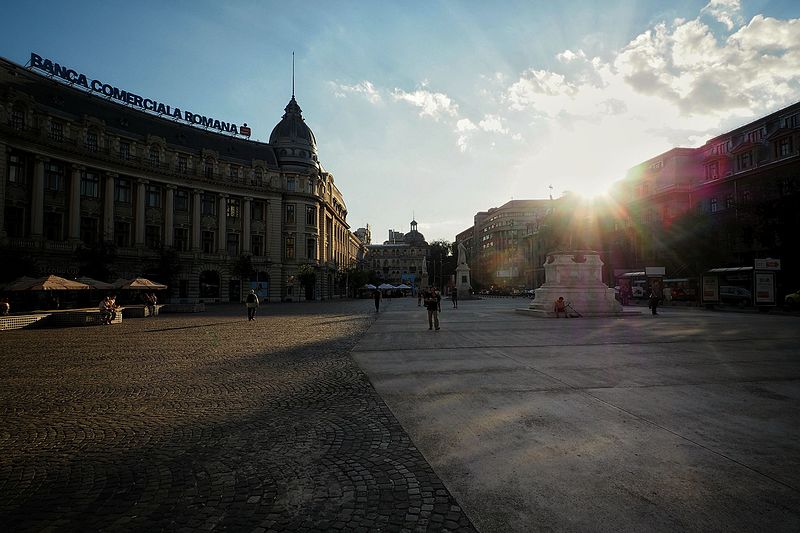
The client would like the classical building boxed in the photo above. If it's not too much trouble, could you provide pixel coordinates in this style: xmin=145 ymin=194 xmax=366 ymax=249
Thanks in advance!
xmin=0 ymin=54 xmax=361 ymax=302
xmin=366 ymin=220 xmax=428 ymax=287
xmin=456 ymin=199 xmax=552 ymax=290
xmin=606 ymin=101 xmax=800 ymax=287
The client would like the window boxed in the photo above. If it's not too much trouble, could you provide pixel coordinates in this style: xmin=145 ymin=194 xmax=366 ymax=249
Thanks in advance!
xmin=145 ymin=225 xmax=161 ymax=249
xmin=202 ymin=231 xmax=215 ymax=253
xmin=49 ymin=120 xmax=64 ymax=142
xmin=174 ymin=228 xmax=189 ymax=251
xmin=80 ymin=217 xmax=99 ymax=245
xmin=252 ymin=201 xmax=264 ymax=221
xmin=710 ymin=198 xmax=718 ymax=213
xmin=5 ymin=206 xmax=25 ymax=238
xmin=251 ymin=234 xmax=264 ymax=256
xmin=737 ymin=151 xmax=753 ymax=170
xmin=115 ymin=178 xmax=131 ymax=203
xmin=306 ymin=206 xmax=317 ymax=226
xmin=254 ymin=167 xmax=264 ymax=185
xmin=777 ymin=137 xmax=793 ymax=158
xmin=285 ymin=204 xmax=295 ymax=224
xmin=287 ymin=177 xmax=296 ymax=191
xmin=741 ymin=188 xmax=751 ymax=204
xmin=114 ymin=221 xmax=131 ymax=247
xmin=747 ymin=129 xmax=764 ymax=143
xmin=45 ymin=162 xmax=64 ymax=191
xmin=177 ymin=154 xmax=188 ymax=173
xmin=226 ymin=233 xmax=240 ymax=256
xmin=226 ymin=198 xmax=241 ymax=218
xmin=145 ymin=185 xmax=161 ymax=208
xmin=725 ymin=194 xmax=735 ymax=209
xmin=86 ymin=131 xmax=98 ymax=152
xmin=8 ymin=154 xmax=25 ymax=184
xmin=80 ymin=171 xmax=100 ymax=198
xmin=229 ymin=165 xmax=239 ymax=180
xmin=44 ymin=212 xmax=62 ymax=241
xmin=285 ymin=236 xmax=295 ymax=259
xmin=204 ymin=158 xmax=215 ymax=178
xmin=307 ymin=238 xmax=316 ymax=260
xmin=119 ymin=141 xmax=131 ymax=160
xmin=148 ymin=145 xmax=160 ymax=166
xmin=174 ymin=189 xmax=189 ymax=211
xmin=705 ymin=161 xmax=719 ymax=181
xmin=201 ymin=194 xmax=216 ymax=215
xmin=784 ymin=113 xmax=799 ymax=128
xmin=10 ymin=107 xmax=24 ymax=130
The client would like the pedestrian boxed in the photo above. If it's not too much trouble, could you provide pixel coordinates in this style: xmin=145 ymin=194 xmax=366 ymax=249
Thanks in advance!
xmin=418 ymin=289 xmax=422 ymax=307
xmin=99 ymin=296 xmax=113 ymax=324
xmin=424 ymin=287 xmax=441 ymax=330
xmin=0 ymin=297 xmax=9 ymax=316
xmin=648 ymin=288 xmax=660 ymax=315
xmin=245 ymin=289 xmax=259 ymax=321
xmin=451 ymin=288 xmax=458 ymax=309
xmin=435 ymin=287 xmax=442 ymax=312
xmin=373 ymin=288 xmax=382 ymax=312
xmin=554 ymin=296 xmax=567 ymax=318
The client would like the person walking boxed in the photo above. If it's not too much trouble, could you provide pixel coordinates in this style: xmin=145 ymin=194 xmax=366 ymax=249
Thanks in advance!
xmin=245 ymin=289 xmax=259 ymax=321
xmin=451 ymin=288 xmax=458 ymax=309
xmin=424 ymin=287 xmax=441 ymax=330
xmin=648 ymin=287 xmax=660 ymax=315
xmin=373 ymin=288 xmax=382 ymax=313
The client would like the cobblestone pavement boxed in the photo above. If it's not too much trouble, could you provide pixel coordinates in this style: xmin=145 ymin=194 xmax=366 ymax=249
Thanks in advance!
xmin=0 ymin=299 xmax=476 ymax=532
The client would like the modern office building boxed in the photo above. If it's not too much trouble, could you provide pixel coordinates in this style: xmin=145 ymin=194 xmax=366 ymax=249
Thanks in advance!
xmin=0 ymin=53 xmax=361 ymax=302
xmin=456 ymin=199 xmax=552 ymax=290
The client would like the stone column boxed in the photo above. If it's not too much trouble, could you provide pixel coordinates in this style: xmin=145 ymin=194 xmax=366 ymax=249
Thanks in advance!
xmin=31 ymin=156 xmax=46 ymax=239
xmin=218 ymin=193 xmax=228 ymax=254
xmin=164 ymin=185 xmax=176 ymax=247
xmin=103 ymin=173 xmax=116 ymax=242
xmin=192 ymin=189 xmax=202 ymax=250
xmin=68 ymin=165 xmax=84 ymax=241
xmin=242 ymin=197 xmax=252 ymax=254
xmin=0 ymin=143 xmax=7 ymax=240
xmin=135 ymin=178 xmax=148 ymax=246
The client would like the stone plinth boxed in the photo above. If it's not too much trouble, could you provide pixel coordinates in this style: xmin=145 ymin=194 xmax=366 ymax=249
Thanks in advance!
xmin=521 ymin=250 xmax=625 ymax=317
xmin=455 ymin=264 xmax=477 ymax=299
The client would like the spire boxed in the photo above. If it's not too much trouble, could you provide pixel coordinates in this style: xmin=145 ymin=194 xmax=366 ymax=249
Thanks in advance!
xmin=292 ymin=51 xmax=295 ymax=98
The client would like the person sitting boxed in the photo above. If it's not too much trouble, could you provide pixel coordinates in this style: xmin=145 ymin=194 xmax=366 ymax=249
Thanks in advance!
xmin=99 ymin=297 xmax=113 ymax=325
xmin=554 ymin=296 xmax=567 ymax=318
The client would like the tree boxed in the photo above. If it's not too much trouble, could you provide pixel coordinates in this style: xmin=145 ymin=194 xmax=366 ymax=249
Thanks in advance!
xmin=428 ymin=240 xmax=455 ymax=290
xmin=231 ymin=254 xmax=255 ymax=281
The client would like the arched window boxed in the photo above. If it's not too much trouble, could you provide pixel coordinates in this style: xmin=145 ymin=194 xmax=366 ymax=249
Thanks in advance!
xmin=205 ymin=158 xmax=215 ymax=178
xmin=86 ymin=128 xmax=99 ymax=152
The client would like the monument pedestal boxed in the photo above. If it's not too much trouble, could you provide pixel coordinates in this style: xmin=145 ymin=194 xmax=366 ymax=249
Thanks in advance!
xmin=455 ymin=264 xmax=477 ymax=300
xmin=517 ymin=250 xmax=631 ymax=318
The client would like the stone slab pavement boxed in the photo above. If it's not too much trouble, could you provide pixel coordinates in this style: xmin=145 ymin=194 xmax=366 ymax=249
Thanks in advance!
xmin=352 ymin=297 xmax=800 ymax=532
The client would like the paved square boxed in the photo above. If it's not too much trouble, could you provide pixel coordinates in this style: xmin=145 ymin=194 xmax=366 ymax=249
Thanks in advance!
xmin=353 ymin=298 xmax=800 ymax=532
xmin=0 ymin=301 xmax=475 ymax=532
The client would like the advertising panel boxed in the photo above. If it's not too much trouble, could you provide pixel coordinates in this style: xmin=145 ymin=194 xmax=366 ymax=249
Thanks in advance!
xmin=702 ymin=275 xmax=719 ymax=303
xmin=754 ymin=272 xmax=776 ymax=305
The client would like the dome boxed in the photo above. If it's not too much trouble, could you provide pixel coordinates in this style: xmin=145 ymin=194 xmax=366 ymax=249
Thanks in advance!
xmin=404 ymin=229 xmax=426 ymax=244
xmin=269 ymin=96 xmax=318 ymax=168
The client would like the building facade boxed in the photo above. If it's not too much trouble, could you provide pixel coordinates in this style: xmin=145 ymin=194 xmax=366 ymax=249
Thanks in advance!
xmin=456 ymin=199 xmax=552 ymax=290
xmin=0 ymin=55 xmax=360 ymax=302
xmin=606 ymin=101 xmax=800 ymax=286
xmin=366 ymin=220 xmax=428 ymax=287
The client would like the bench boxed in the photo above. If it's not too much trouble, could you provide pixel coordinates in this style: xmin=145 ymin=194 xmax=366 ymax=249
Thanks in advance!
xmin=47 ymin=309 xmax=123 ymax=327
xmin=0 ymin=313 xmax=50 ymax=331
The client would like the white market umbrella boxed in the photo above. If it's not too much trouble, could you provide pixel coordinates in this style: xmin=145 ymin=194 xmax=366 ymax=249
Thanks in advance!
xmin=116 ymin=277 xmax=168 ymax=290
xmin=6 ymin=275 xmax=90 ymax=291
xmin=76 ymin=276 xmax=115 ymax=290
xmin=378 ymin=283 xmax=395 ymax=290
xmin=363 ymin=284 xmax=377 ymax=289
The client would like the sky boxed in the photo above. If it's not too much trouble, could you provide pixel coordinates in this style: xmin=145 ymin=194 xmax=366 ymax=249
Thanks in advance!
xmin=2 ymin=0 xmax=800 ymax=243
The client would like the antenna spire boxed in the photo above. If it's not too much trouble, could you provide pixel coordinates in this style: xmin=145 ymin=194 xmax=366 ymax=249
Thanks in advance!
xmin=292 ymin=51 xmax=295 ymax=98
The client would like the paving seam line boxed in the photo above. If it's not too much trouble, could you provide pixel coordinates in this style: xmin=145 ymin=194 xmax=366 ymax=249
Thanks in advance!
xmin=496 ymin=350 xmax=800 ymax=495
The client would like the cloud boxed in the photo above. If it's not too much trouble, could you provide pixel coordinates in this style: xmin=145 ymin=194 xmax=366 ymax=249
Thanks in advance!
xmin=391 ymin=88 xmax=459 ymax=120
xmin=700 ymin=0 xmax=743 ymax=31
xmin=478 ymin=114 xmax=508 ymax=134
xmin=329 ymin=80 xmax=382 ymax=103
